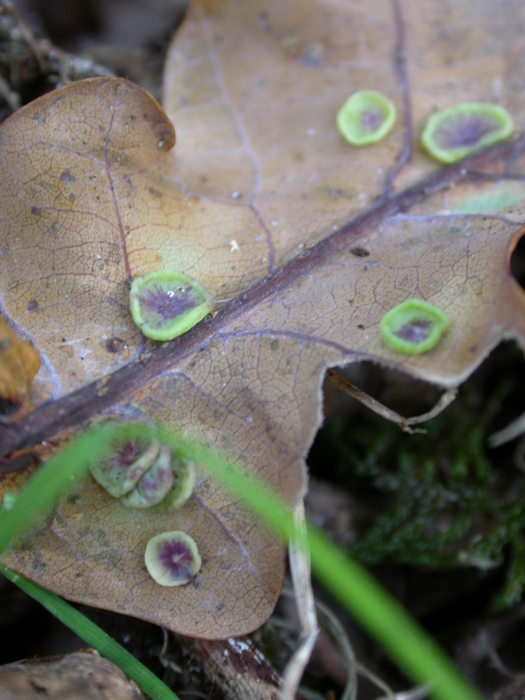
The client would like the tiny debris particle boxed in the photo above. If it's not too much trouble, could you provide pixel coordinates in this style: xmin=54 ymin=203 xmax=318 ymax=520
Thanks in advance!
xmin=229 ymin=239 xmax=240 ymax=252
xmin=349 ymin=246 xmax=370 ymax=258
xmin=59 ymin=168 xmax=75 ymax=184
xmin=26 ymin=298 xmax=39 ymax=312
xmin=231 ymin=191 xmax=241 ymax=199
xmin=105 ymin=337 xmax=126 ymax=354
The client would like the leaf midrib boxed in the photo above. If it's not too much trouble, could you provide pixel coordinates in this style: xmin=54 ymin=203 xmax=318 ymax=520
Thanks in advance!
xmin=1 ymin=134 xmax=524 ymax=458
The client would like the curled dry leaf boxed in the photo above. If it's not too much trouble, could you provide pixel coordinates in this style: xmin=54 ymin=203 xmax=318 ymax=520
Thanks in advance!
xmin=0 ymin=318 xmax=40 ymax=415
xmin=1 ymin=0 xmax=525 ymax=639
xmin=0 ymin=651 xmax=143 ymax=700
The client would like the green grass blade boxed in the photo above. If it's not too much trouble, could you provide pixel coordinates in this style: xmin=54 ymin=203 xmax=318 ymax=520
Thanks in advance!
xmin=0 ymin=565 xmax=181 ymax=700
xmin=0 ymin=431 xmax=105 ymax=554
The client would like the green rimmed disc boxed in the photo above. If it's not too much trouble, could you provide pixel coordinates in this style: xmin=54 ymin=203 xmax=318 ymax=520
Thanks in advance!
xmin=130 ymin=270 xmax=213 ymax=341
xmin=89 ymin=434 xmax=160 ymax=498
xmin=120 ymin=446 xmax=174 ymax=509
xmin=421 ymin=102 xmax=513 ymax=164
xmin=336 ymin=90 xmax=396 ymax=146
xmin=144 ymin=531 xmax=201 ymax=586
xmin=379 ymin=299 xmax=449 ymax=355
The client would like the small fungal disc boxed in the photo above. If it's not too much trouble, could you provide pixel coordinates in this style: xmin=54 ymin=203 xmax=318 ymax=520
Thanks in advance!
xmin=145 ymin=531 xmax=201 ymax=586
xmin=336 ymin=90 xmax=396 ymax=146
xmin=168 ymin=458 xmax=196 ymax=509
xmin=421 ymin=102 xmax=513 ymax=164
xmin=90 ymin=435 xmax=160 ymax=498
xmin=130 ymin=270 xmax=213 ymax=341
xmin=120 ymin=446 xmax=174 ymax=509
xmin=379 ymin=299 xmax=449 ymax=355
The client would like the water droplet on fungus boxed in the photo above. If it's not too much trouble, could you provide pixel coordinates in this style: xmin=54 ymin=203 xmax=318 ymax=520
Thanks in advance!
xmin=130 ymin=270 xmax=213 ymax=341
xmin=336 ymin=90 xmax=396 ymax=146
xmin=145 ymin=531 xmax=201 ymax=586
xmin=421 ymin=102 xmax=513 ymax=164
xmin=379 ymin=299 xmax=449 ymax=355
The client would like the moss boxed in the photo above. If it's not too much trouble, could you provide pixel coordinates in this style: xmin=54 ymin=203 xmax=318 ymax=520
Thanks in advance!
xmin=310 ymin=379 xmax=525 ymax=610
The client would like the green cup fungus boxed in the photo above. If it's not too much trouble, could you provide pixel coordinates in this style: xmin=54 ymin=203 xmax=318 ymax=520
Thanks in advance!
xmin=379 ymin=299 xmax=449 ymax=355
xmin=130 ymin=270 xmax=213 ymax=341
xmin=336 ymin=90 xmax=396 ymax=146
xmin=89 ymin=425 xmax=195 ymax=510
xmin=421 ymin=102 xmax=513 ymax=164
xmin=144 ymin=531 xmax=201 ymax=586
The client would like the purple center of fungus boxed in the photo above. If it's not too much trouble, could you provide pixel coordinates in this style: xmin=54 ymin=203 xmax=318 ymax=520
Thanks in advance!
xmin=360 ymin=110 xmax=382 ymax=132
xmin=394 ymin=319 xmax=432 ymax=344
xmin=98 ymin=438 xmax=147 ymax=481
xmin=117 ymin=439 xmax=147 ymax=465
xmin=433 ymin=114 xmax=496 ymax=149
xmin=145 ymin=530 xmax=201 ymax=585
xmin=138 ymin=284 xmax=199 ymax=328
xmin=159 ymin=540 xmax=194 ymax=579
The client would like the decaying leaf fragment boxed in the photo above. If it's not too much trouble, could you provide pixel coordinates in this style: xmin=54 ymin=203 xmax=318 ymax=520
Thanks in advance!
xmin=0 ymin=318 xmax=39 ymax=416
xmin=0 ymin=651 xmax=143 ymax=700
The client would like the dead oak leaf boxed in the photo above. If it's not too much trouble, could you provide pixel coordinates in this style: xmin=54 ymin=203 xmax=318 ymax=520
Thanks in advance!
xmin=1 ymin=0 xmax=525 ymax=639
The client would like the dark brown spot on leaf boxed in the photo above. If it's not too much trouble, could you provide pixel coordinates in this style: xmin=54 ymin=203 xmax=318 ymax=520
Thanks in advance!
xmin=350 ymin=247 xmax=370 ymax=257
xmin=106 ymin=337 xmax=126 ymax=353
xmin=59 ymin=168 xmax=75 ymax=184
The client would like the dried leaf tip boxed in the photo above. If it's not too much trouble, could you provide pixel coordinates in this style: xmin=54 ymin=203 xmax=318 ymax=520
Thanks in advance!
xmin=336 ymin=90 xmax=396 ymax=146
xmin=379 ymin=299 xmax=449 ymax=355
xmin=130 ymin=270 xmax=213 ymax=341
xmin=145 ymin=531 xmax=201 ymax=586
xmin=421 ymin=102 xmax=513 ymax=164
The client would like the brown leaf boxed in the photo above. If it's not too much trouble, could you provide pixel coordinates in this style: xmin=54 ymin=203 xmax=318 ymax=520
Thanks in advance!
xmin=0 ymin=77 xmax=288 ymax=639
xmin=1 ymin=0 xmax=525 ymax=640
